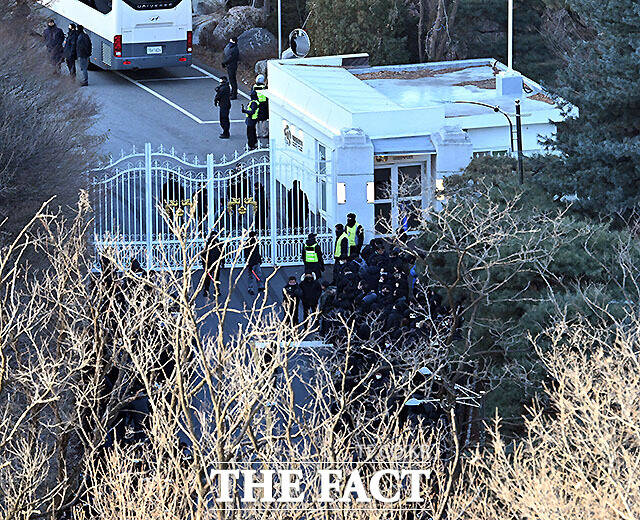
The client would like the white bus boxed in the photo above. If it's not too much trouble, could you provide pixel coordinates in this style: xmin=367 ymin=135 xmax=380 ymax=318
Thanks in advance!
xmin=39 ymin=0 xmax=192 ymax=69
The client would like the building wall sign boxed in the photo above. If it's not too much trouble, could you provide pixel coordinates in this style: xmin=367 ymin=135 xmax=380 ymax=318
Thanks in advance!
xmin=283 ymin=121 xmax=304 ymax=152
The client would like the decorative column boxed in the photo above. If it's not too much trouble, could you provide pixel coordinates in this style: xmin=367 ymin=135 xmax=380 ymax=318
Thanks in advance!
xmin=331 ymin=128 xmax=374 ymax=239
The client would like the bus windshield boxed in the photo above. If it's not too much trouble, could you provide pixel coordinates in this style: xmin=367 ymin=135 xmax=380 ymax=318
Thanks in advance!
xmin=122 ymin=0 xmax=182 ymax=9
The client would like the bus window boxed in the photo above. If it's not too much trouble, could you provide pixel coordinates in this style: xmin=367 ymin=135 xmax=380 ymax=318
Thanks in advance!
xmin=79 ymin=0 xmax=112 ymax=14
xmin=122 ymin=0 xmax=183 ymax=9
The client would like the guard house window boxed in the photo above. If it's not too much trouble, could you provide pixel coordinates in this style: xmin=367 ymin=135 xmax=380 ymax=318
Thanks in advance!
xmin=473 ymin=150 xmax=509 ymax=158
xmin=80 ymin=0 xmax=113 ymax=13
xmin=317 ymin=142 xmax=328 ymax=212
xmin=398 ymin=165 xmax=422 ymax=232
xmin=372 ymin=163 xmax=427 ymax=236
xmin=373 ymin=167 xmax=392 ymax=235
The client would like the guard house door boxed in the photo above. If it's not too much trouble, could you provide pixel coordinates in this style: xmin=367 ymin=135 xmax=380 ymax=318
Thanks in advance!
xmin=372 ymin=159 xmax=430 ymax=236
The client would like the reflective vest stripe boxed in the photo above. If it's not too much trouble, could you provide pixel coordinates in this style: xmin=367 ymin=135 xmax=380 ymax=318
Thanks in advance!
xmin=334 ymin=233 xmax=348 ymax=258
xmin=304 ymin=246 xmax=318 ymax=263
xmin=256 ymin=91 xmax=267 ymax=103
xmin=246 ymin=100 xmax=259 ymax=120
xmin=346 ymin=223 xmax=361 ymax=247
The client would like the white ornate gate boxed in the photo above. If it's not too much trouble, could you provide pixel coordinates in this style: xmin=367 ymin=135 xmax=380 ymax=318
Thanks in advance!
xmin=90 ymin=143 xmax=333 ymax=271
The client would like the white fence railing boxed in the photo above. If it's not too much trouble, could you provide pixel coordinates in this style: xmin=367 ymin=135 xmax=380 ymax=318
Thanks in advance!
xmin=90 ymin=143 xmax=333 ymax=271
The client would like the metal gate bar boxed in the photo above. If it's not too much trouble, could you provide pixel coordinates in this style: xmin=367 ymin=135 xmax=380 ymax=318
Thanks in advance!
xmin=90 ymin=143 xmax=333 ymax=271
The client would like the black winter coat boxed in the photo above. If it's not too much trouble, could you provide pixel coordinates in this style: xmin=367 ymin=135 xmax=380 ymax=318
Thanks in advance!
xmin=244 ymin=238 xmax=262 ymax=267
xmin=76 ymin=32 xmax=92 ymax=58
xmin=44 ymin=25 xmax=64 ymax=53
xmin=299 ymin=278 xmax=322 ymax=307
xmin=63 ymin=29 xmax=78 ymax=59
xmin=214 ymin=82 xmax=231 ymax=109
xmin=222 ymin=42 xmax=239 ymax=71
xmin=201 ymin=237 xmax=223 ymax=271
xmin=283 ymin=283 xmax=301 ymax=307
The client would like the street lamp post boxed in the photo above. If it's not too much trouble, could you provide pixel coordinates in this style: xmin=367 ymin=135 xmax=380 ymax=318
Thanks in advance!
xmin=453 ymin=100 xmax=525 ymax=184
xmin=515 ymin=99 xmax=524 ymax=185
xmin=277 ymin=0 xmax=282 ymax=58
xmin=453 ymin=100 xmax=515 ymax=154
xmin=508 ymin=0 xmax=513 ymax=70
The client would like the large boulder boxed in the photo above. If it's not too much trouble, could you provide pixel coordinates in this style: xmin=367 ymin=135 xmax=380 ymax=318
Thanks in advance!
xmin=238 ymin=28 xmax=277 ymax=63
xmin=192 ymin=0 xmax=226 ymax=15
xmin=207 ymin=6 xmax=267 ymax=50
xmin=194 ymin=13 xmax=222 ymax=46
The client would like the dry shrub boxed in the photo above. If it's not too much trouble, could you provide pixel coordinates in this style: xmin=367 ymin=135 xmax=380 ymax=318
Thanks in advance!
xmin=0 ymin=2 xmax=103 ymax=239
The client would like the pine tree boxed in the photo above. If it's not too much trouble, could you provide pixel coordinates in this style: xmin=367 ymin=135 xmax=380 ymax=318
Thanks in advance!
xmin=454 ymin=0 xmax=560 ymax=80
xmin=545 ymin=0 xmax=640 ymax=217
xmin=306 ymin=0 xmax=410 ymax=65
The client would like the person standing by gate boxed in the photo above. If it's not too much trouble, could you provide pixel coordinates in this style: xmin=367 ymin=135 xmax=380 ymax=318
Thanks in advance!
xmin=242 ymin=92 xmax=260 ymax=150
xmin=333 ymin=224 xmax=349 ymax=284
xmin=75 ymin=25 xmax=92 ymax=86
xmin=244 ymin=231 xmax=264 ymax=296
xmin=299 ymin=272 xmax=322 ymax=322
xmin=43 ymin=19 xmax=64 ymax=72
xmin=214 ymin=76 xmax=231 ymax=139
xmin=301 ymin=233 xmax=324 ymax=280
xmin=282 ymin=276 xmax=301 ymax=326
xmin=345 ymin=213 xmax=365 ymax=260
xmin=253 ymin=74 xmax=269 ymax=139
xmin=201 ymin=230 xmax=224 ymax=300
xmin=222 ymin=36 xmax=239 ymax=100
xmin=63 ymin=23 xmax=78 ymax=78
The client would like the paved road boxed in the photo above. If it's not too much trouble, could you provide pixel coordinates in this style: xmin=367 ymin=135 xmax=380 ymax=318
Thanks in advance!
xmin=87 ymin=61 xmax=263 ymax=159
xmin=83 ymin=60 xmax=309 ymax=320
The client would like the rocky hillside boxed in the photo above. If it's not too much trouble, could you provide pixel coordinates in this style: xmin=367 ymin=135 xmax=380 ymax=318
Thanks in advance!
xmin=192 ymin=0 xmax=585 ymax=85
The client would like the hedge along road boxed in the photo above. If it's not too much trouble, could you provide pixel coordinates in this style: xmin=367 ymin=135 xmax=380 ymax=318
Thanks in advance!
xmin=86 ymin=60 xmax=257 ymax=157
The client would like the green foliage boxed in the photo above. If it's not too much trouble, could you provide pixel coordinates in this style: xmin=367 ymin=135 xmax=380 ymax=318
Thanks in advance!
xmin=306 ymin=0 xmax=410 ymax=65
xmin=545 ymin=0 xmax=640 ymax=217
xmin=266 ymin=0 xmax=306 ymax=45
xmin=454 ymin=0 xmax=561 ymax=81
xmin=419 ymin=157 xmax=640 ymax=424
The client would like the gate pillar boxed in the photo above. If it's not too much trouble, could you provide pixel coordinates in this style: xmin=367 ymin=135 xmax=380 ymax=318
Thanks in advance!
xmin=144 ymin=142 xmax=153 ymax=270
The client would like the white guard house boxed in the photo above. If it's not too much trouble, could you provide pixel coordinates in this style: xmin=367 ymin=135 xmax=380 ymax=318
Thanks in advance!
xmin=265 ymin=54 xmax=565 ymax=239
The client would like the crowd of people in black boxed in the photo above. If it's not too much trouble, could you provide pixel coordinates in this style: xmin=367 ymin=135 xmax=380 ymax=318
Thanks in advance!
xmin=277 ymin=212 xmax=445 ymax=345
xmin=199 ymin=211 xmax=445 ymax=344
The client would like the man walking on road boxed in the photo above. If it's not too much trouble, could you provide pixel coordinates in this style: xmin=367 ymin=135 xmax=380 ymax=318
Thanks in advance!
xmin=201 ymin=230 xmax=224 ymax=300
xmin=214 ymin=77 xmax=231 ymax=139
xmin=75 ymin=25 xmax=92 ymax=86
xmin=242 ymin=92 xmax=260 ymax=150
xmin=244 ymin=231 xmax=264 ymax=296
xmin=43 ymin=19 xmax=64 ymax=72
xmin=222 ymin=36 xmax=239 ymax=100
xmin=63 ymin=23 xmax=78 ymax=78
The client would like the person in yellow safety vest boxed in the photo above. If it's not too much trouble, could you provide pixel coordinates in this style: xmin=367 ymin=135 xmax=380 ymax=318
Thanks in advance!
xmin=301 ymin=232 xmax=324 ymax=280
xmin=333 ymin=223 xmax=349 ymax=284
xmin=345 ymin=212 xmax=365 ymax=259
xmin=241 ymin=91 xmax=260 ymax=150
xmin=253 ymin=74 xmax=269 ymax=139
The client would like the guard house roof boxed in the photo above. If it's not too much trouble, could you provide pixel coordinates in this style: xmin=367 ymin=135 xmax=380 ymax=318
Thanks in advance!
xmin=266 ymin=55 xmax=565 ymax=141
